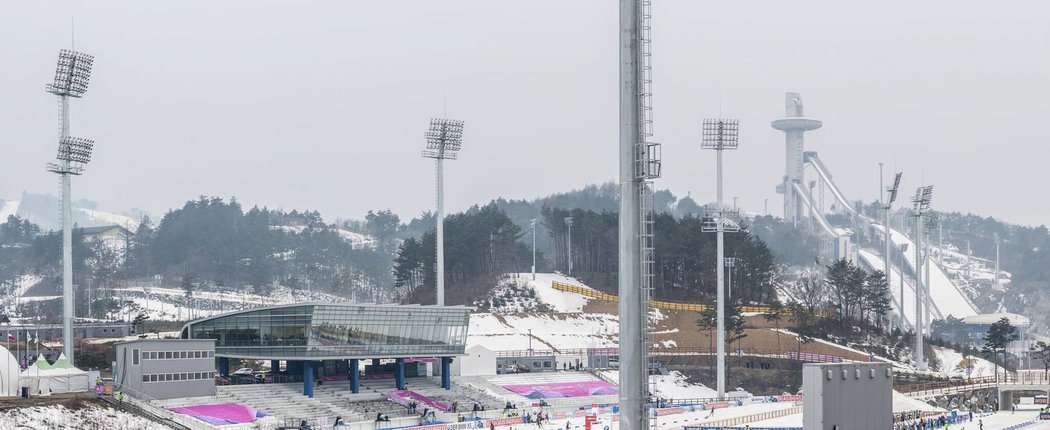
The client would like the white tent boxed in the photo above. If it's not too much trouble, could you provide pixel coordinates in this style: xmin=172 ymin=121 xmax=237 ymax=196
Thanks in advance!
xmin=0 ymin=345 xmax=20 ymax=396
xmin=20 ymin=353 xmax=89 ymax=395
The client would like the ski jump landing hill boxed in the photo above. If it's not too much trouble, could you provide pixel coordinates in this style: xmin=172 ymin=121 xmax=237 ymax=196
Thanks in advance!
xmin=771 ymin=93 xmax=978 ymax=330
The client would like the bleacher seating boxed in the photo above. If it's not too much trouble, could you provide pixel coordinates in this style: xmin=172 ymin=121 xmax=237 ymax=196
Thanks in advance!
xmin=194 ymin=377 xmax=509 ymax=427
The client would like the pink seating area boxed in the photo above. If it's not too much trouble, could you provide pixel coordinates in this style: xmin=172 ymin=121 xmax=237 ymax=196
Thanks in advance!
xmin=169 ymin=402 xmax=268 ymax=425
xmin=389 ymin=389 xmax=451 ymax=412
xmin=502 ymin=381 xmax=619 ymax=399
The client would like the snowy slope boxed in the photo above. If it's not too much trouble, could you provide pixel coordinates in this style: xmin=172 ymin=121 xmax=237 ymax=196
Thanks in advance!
xmin=872 ymin=224 xmax=978 ymax=318
xmin=468 ymin=312 xmax=618 ymax=351
xmin=0 ymin=200 xmax=18 ymax=220
xmin=931 ymin=345 xmax=1004 ymax=378
xmin=600 ymin=370 xmax=735 ymax=399
xmin=511 ymin=273 xmax=593 ymax=313
xmin=0 ymin=404 xmax=173 ymax=429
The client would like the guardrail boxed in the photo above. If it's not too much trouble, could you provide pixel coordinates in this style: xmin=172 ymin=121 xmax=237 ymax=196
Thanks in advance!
xmin=696 ymin=405 xmax=804 ymax=428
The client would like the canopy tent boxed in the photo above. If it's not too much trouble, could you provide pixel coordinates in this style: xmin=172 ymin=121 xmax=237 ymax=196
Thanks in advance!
xmin=0 ymin=345 xmax=20 ymax=397
xmin=21 ymin=353 xmax=89 ymax=395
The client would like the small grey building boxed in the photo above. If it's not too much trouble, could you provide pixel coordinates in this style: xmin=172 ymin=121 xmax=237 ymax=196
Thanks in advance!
xmin=802 ymin=362 xmax=892 ymax=430
xmin=114 ymin=339 xmax=217 ymax=400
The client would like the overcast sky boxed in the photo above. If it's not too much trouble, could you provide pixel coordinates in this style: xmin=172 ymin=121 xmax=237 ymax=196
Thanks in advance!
xmin=1 ymin=1 xmax=1048 ymax=226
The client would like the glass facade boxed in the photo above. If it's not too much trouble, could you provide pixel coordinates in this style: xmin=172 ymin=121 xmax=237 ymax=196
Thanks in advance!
xmin=181 ymin=304 xmax=470 ymax=360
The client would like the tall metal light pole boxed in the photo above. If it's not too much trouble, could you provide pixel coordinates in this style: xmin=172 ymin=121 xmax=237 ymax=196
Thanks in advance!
xmin=45 ymin=49 xmax=95 ymax=365
xmin=530 ymin=219 xmax=537 ymax=281
xmin=911 ymin=185 xmax=933 ymax=371
xmin=994 ymin=232 xmax=1000 ymax=289
xmin=422 ymin=118 xmax=464 ymax=306
xmin=884 ymin=173 xmax=902 ymax=327
xmin=618 ymin=0 xmax=661 ymax=429
xmin=565 ymin=217 xmax=574 ymax=276
xmin=923 ymin=212 xmax=938 ymax=335
xmin=701 ymin=118 xmax=740 ymax=398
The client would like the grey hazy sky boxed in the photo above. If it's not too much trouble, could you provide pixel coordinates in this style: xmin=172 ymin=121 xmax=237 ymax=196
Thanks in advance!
xmin=2 ymin=1 xmax=1048 ymax=226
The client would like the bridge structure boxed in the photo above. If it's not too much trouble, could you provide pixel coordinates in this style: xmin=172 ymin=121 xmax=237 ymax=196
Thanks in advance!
xmin=899 ymin=374 xmax=1050 ymax=411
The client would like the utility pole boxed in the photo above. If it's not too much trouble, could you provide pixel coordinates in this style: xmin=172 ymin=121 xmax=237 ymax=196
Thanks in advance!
xmin=994 ymin=232 xmax=1000 ymax=289
xmin=565 ymin=217 xmax=574 ymax=276
xmin=531 ymin=219 xmax=537 ymax=281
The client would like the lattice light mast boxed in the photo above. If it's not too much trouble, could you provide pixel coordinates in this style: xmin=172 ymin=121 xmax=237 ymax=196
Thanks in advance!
xmin=45 ymin=49 xmax=95 ymax=365
xmin=565 ymin=217 xmax=574 ymax=276
xmin=422 ymin=118 xmax=464 ymax=306
xmin=701 ymin=118 xmax=740 ymax=398
xmin=911 ymin=185 xmax=933 ymax=371
xmin=618 ymin=0 xmax=660 ymax=429
xmin=884 ymin=172 xmax=902 ymax=328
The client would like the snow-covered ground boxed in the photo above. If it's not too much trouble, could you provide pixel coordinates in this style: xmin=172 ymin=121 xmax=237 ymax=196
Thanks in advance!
xmin=599 ymin=369 xmax=738 ymax=400
xmin=105 ymin=283 xmax=353 ymax=322
xmin=931 ymin=345 xmax=1004 ymax=378
xmin=273 ymin=225 xmax=377 ymax=249
xmin=0 ymin=404 xmax=173 ymax=430
xmin=516 ymin=273 xmax=594 ymax=313
xmin=0 ymin=200 xmax=18 ymax=221
xmin=468 ymin=312 xmax=618 ymax=351
xmin=78 ymin=208 xmax=140 ymax=231
xmin=872 ymin=224 xmax=979 ymax=318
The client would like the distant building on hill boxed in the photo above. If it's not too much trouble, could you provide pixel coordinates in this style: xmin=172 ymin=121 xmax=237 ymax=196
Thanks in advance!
xmin=79 ymin=224 xmax=132 ymax=243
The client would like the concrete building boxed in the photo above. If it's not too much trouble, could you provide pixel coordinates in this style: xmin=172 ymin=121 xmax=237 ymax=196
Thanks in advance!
xmin=803 ymin=362 xmax=892 ymax=430
xmin=113 ymin=339 xmax=217 ymax=400
xmin=451 ymin=345 xmax=496 ymax=377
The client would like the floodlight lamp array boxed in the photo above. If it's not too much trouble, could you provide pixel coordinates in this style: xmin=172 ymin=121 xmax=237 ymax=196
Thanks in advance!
xmin=886 ymin=173 xmax=903 ymax=206
xmin=701 ymin=118 xmax=740 ymax=150
xmin=56 ymin=136 xmax=94 ymax=164
xmin=924 ymin=212 xmax=939 ymax=231
xmin=911 ymin=185 xmax=934 ymax=213
xmin=46 ymin=49 xmax=94 ymax=97
xmin=422 ymin=118 xmax=464 ymax=159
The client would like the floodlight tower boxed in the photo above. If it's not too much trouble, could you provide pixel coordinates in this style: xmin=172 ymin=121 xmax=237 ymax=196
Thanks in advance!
xmin=911 ymin=185 xmax=933 ymax=371
xmin=923 ymin=212 xmax=939 ymax=335
xmin=565 ymin=217 xmax=574 ymax=276
xmin=771 ymin=93 xmax=822 ymax=226
xmin=44 ymin=49 xmax=95 ymax=365
xmin=883 ymin=173 xmax=902 ymax=327
xmin=422 ymin=118 xmax=464 ymax=306
xmin=618 ymin=0 xmax=661 ymax=429
xmin=701 ymin=118 xmax=740 ymax=398
xmin=530 ymin=219 xmax=537 ymax=281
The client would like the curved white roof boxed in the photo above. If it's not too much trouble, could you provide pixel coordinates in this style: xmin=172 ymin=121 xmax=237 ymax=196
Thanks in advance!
xmin=961 ymin=312 xmax=1030 ymax=327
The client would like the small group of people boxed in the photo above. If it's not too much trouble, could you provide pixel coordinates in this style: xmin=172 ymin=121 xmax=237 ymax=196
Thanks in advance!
xmin=892 ymin=410 xmax=975 ymax=430
xmin=522 ymin=411 xmax=548 ymax=426
xmin=374 ymin=413 xmax=391 ymax=422
xmin=562 ymin=362 xmax=585 ymax=371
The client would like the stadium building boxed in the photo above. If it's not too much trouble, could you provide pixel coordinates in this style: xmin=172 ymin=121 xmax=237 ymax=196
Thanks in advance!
xmin=180 ymin=303 xmax=471 ymax=398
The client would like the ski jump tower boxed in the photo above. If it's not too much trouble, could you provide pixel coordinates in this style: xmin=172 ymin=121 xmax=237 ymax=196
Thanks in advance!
xmin=772 ymin=93 xmax=822 ymax=226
